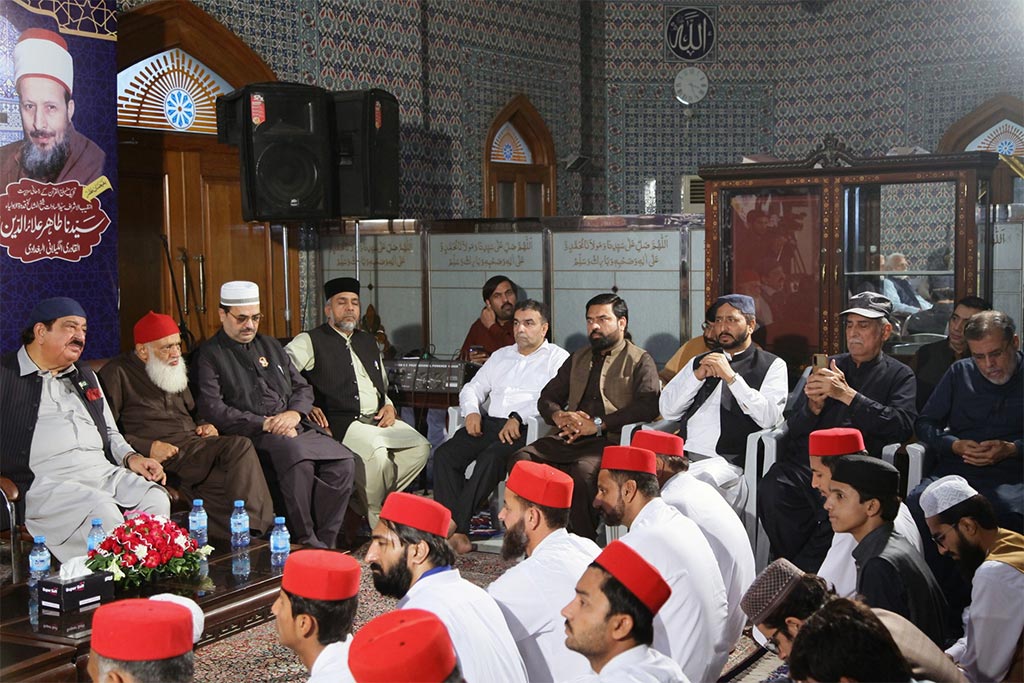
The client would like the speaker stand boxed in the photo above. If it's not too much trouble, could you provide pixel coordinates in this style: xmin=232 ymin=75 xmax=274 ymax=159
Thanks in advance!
xmin=276 ymin=224 xmax=292 ymax=339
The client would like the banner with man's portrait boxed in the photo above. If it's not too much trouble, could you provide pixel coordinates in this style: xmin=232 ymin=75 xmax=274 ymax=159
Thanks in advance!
xmin=0 ymin=0 xmax=119 ymax=356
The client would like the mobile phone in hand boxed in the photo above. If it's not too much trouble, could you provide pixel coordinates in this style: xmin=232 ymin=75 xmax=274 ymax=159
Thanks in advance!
xmin=812 ymin=353 xmax=829 ymax=371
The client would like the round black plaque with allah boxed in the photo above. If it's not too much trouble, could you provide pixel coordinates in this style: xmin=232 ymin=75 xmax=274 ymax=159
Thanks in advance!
xmin=665 ymin=6 xmax=716 ymax=62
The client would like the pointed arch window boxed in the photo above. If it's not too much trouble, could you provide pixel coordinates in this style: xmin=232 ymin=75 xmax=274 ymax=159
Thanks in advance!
xmin=939 ymin=94 xmax=1024 ymax=204
xmin=490 ymin=123 xmax=534 ymax=164
xmin=484 ymin=95 xmax=556 ymax=218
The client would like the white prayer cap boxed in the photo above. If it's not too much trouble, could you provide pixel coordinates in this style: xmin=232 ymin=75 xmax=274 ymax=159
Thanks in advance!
xmin=220 ymin=280 xmax=260 ymax=307
xmin=15 ymin=29 xmax=74 ymax=95
xmin=920 ymin=475 xmax=979 ymax=518
xmin=149 ymin=593 xmax=205 ymax=644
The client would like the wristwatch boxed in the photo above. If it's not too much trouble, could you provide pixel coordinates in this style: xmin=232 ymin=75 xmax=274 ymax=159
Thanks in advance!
xmin=593 ymin=417 xmax=604 ymax=437
xmin=509 ymin=412 xmax=525 ymax=427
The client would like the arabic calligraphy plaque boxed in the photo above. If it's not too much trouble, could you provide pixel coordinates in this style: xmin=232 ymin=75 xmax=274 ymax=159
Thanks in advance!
xmin=664 ymin=6 xmax=717 ymax=63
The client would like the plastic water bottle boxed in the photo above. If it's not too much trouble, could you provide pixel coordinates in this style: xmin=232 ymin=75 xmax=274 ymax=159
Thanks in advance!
xmin=29 ymin=536 xmax=51 ymax=579
xmin=189 ymin=499 xmax=208 ymax=546
xmin=230 ymin=500 xmax=250 ymax=549
xmin=270 ymin=517 xmax=290 ymax=569
xmin=86 ymin=518 xmax=105 ymax=552
xmin=28 ymin=575 xmax=39 ymax=629
xmin=232 ymin=548 xmax=251 ymax=581
xmin=196 ymin=556 xmax=210 ymax=597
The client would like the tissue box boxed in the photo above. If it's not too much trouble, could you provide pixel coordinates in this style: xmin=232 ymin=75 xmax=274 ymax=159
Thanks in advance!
xmin=38 ymin=606 xmax=95 ymax=637
xmin=37 ymin=571 xmax=114 ymax=612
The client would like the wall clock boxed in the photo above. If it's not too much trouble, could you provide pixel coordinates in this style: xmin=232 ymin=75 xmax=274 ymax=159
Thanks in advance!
xmin=674 ymin=67 xmax=709 ymax=106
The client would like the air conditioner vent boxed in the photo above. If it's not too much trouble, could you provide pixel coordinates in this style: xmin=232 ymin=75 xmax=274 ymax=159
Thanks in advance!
xmin=681 ymin=175 xmax=705 ymax=214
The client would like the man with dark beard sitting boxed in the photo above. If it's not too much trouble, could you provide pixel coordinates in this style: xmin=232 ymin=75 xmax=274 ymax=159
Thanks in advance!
xmin=0 ymin=29 xmax=105 ymax=187
xmin=660 ymin=294 xmax=788 ymax=513
xmin=921 ymin=476 xmax=1024 ymax=683
xmin=487 ymin=461 xmax=600 ymax=682
xmin=509 ymin=293 xmax=661 ymax=541
xmin=364 ymin=492 xmax=527 ymax=683
xmin=99 ymin=311 xmax=274 ymax=542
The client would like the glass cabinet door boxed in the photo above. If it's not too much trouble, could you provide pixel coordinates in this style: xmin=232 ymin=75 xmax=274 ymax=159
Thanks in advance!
xmin=842 ymin=181 xmax=957 ymax=353
xmin=722 ymin=186 xmax=824 ymax=371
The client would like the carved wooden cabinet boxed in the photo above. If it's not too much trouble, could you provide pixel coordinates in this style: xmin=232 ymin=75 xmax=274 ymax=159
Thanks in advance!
xmin=700 ymin=139 xmax=999 ymax=370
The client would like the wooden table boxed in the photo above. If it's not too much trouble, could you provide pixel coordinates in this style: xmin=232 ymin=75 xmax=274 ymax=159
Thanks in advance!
xmin=0 ymin=541 xmax=283 ymax=681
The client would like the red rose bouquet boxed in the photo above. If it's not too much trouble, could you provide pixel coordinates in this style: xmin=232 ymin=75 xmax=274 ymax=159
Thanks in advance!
xmin=85 ymin=512 xmax=212 ymax=589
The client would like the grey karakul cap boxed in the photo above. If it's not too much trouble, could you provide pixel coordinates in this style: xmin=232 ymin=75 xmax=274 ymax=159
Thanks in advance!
xmin=740 ymin=558 xmax=804 ymax=625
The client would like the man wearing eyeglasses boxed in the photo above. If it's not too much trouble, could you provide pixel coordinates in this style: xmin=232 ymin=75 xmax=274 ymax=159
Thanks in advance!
xmin=739 ymin=558 xmax=965 ymax=682
xmin=912 ymin=310 xmax=1023 ymax=536
xmin=914 ymin=296 xmax=991 ymax=410
xmin=921 ymin=476 xmax=1024 ymax=683
xmin=660 ymin=294 xmax=788 ymax=513
xmin=194 ymin=281 xmax=356 ymax=549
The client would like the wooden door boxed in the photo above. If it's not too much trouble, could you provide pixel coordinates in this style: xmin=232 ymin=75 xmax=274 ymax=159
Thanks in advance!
xmin=118 ymin=129 xmax=299 ymax=350
xmin=117 ymin=0 xmax=285 ymax=352
xmin=490 ymin=165 xmax=551 ymax=217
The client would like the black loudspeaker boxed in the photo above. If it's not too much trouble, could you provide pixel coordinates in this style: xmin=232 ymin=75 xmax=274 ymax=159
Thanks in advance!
xmin=331 ymin=89 xmax=400 ymax=218
xmin=217 ymin=83 xmax=334 ymax=222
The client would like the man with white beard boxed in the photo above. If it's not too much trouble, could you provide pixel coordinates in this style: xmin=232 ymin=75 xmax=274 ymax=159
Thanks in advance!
xmin=99 ymin=311 xmax=274 ymax=542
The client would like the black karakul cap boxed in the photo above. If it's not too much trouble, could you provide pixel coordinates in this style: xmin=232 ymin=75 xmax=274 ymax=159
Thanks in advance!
xmin=325 ymin=277 xmax=360 ymax=300
xmin=830 ymin=454 xmax=900 ymax=497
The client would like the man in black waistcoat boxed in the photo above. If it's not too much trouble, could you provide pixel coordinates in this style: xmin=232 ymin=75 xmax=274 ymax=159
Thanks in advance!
xmin=758 ymin=293 xmax=916 ymax=572
xmin=193 ymin=281 xmax=355 ymax=548
xmin=285 ymin=277 xmax=429 ymax=530
xmin=659 ymin=294 xmax=789 ymax=515
xmin=0 ymin=297 xmax=168 ymax=562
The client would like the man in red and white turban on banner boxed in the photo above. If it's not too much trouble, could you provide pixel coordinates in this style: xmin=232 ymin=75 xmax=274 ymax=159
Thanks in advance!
xmin=0 ymin=28 xmax=106 ymax=188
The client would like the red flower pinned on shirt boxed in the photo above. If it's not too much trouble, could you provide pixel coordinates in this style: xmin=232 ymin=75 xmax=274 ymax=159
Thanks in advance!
xmin=86 ymin=388 xmax=103 ymax=402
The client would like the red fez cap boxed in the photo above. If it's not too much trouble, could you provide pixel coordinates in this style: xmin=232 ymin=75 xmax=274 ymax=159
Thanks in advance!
xmin=91 ymin=599 xmax=192 ymax=661
xmin=134 ymin=311 xmax=179 ymax=345
xmin=282 ymin=549 xmax=360 ymax=601
xmin=507 ymin=461 xmax=573 ymax=508
xmin=809 ymin=427 xmax=865 ymax=457
xmin=594 ymin=541 xmax=671 ymax=615
xmin=631 ymin=430 xmax=684 ymax=457
xmin=349 ymin=608 xmax=457 ymax=683
xmin=600 ymin=446 xmax=656 ymax=475
xmin=380 ymin=492 xmax=451 ymax=537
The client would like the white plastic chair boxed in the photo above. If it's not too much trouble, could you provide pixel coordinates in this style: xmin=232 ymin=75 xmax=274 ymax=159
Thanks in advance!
xmin=881 ymin=442 xmax=927 ymax=496
xmin=615 ymin=418 xmax=775 ymax=559
xmin=445 ymin=407 xmax=554 ymax=553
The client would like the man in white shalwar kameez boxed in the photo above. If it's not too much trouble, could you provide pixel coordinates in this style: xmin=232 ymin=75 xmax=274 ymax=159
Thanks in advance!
xmin=365 ymin=492 xmax=527 ymax=683
xmin=487 ymin=461 xmax=600 ymax=681
xmin=272 ymin=550 xmax=360 ymax=683
xmin=594 ymin=445 xmax=731 ymax=683
xmin=0 ymin=297 xmax=168 ymax=562
xmin=562 ymin=540 xmax=687 ymax=683
xmin=659 ymin=294 xmax=788 ymax=513
xmin=807 ymin=428 xmax=923 ymax=597
xmin=631 ymin=429 xmax=755 ymax=653
xmin=922 ymin=476 xmax=1024 ymax=683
